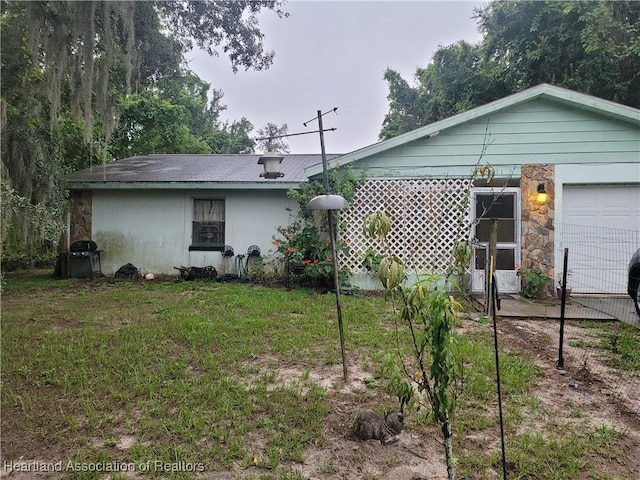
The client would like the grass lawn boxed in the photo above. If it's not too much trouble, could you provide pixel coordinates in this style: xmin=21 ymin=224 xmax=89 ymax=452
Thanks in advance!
xmin=2 ymin=272 xmax=637 ymax=479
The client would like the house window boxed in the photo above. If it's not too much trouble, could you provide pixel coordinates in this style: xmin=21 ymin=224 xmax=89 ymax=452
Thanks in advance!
xmin=190 ymin=199 xmax=225 ymax=250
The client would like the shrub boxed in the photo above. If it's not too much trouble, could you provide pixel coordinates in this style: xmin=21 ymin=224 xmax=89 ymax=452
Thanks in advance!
xmin=516 ymin=265 xmax=552 ymax=299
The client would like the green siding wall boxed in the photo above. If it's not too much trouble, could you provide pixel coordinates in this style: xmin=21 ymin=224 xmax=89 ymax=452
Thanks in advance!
xmin=355 ymin=99 xmax=639 ymax=179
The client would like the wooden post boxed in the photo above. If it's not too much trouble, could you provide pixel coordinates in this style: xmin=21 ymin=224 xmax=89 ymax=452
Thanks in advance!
xmin=486 ymin=218 xmax=499 ymax=314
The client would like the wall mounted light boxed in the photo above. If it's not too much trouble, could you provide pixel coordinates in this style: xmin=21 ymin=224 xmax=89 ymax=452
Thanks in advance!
xmin=536 ymin=183 xmax=548 ymax=203
xmin=258 ymin=152 xmax=285 ymax=179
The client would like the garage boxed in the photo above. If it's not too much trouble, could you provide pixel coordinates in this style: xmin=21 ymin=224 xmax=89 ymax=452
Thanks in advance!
xmin=561 ymin=185 xmax=640 ymax=294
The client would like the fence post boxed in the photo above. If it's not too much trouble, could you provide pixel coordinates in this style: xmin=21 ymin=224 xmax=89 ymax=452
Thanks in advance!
xmin=558 ymin=248 xmax=569 ymax=369
xmin=489 ymin=259 xmax=508 ymax=480
xmin=485 ymin=218 xmax=499 ymax=313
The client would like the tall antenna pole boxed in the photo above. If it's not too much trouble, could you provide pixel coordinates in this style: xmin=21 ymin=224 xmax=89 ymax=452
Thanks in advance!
xmin=317 ymin=110 xmax=347 ymax=381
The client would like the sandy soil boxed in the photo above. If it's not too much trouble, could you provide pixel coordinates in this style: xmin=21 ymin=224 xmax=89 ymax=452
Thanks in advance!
xmin=225 ymin=315 xmax=640 ymax=480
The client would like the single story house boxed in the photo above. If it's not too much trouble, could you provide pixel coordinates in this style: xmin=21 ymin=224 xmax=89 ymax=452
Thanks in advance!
xmin=67 ymin=84 xmax=640 ymax=293
xmin=66 ymin=154 xmax=340 ymax=277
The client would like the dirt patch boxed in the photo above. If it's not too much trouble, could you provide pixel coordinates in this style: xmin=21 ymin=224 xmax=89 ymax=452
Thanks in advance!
xmin=476 ymin=317 xmax=640 ymax=479
xmin=493 ymin=317 xmax=639 ymax=420
xmin=231 ymin=316 xmax=640 ymax=480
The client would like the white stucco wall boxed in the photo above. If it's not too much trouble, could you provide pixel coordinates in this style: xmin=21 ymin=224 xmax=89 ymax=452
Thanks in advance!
xmin=92 ymin=189 xmax=297 ymax=275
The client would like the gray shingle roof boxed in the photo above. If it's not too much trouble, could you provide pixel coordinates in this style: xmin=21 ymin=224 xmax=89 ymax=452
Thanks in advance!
xmin=68 ymin=154 xmax=340 ymax=185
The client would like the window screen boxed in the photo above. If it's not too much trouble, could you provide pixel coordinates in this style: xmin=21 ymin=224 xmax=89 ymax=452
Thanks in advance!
xmin=475 ymin=193 xmax=516 ymax=243
xmin=192 ymin=199 xmax=225 ymax=246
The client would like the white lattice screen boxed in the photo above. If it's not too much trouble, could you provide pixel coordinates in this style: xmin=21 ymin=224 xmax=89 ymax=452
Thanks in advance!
xmin=341 ymin=179 xmax=473 ymax=275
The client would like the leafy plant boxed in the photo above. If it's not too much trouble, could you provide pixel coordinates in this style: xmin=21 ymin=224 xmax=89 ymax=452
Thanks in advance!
xmin=1 ymin=179 xmax=67 ymax=272
xmin=451 ymin=240 xmax=473 ymax=276
xmin=361 ymin=248 xmax=384 ymax=273
xmin=363 ymin=212 xmax=463 ymax=480
xmin=362 ymin=211 xmax=392 ymax=240
xmin=272 ymin=221 xmax=351 ymax=287
xmin=272 ymin=165 xmax=364 ymax=288
xmin=516 ymin=265 xmax=552 ymax=299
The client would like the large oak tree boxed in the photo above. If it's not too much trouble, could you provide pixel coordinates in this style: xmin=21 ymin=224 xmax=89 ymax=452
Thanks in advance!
xmin=0 ymin=1 xmax=286 ymax=261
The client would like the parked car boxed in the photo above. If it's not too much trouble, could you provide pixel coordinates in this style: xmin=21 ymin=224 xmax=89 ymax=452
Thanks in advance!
xmin=629 ymin=248 xmax=640 ymax=317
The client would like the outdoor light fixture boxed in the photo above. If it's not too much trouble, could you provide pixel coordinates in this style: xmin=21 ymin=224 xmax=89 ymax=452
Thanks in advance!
xmin=258 ymin=152 xmax=285 ymax=179
xmin=537 ymin=183 xmax=548 ymax=203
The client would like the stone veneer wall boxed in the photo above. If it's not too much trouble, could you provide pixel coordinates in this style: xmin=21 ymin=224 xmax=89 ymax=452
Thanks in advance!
xmin=69 ymin=190 xmax=92 ymax=243
xmin=521 ymin=164 xmax=555 ymax=294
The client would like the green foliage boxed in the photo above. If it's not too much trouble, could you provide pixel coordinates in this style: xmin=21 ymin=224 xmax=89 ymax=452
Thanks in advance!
xmin=207 ymin=117 xmax=255 ymax=154
xmin=272 ymin=220 xmax=351 ymax=288
xmin=477 ymin=1 xmax=640 ymax=107
xmin=155 ymin=1 xmax=289 ymax=73
xmin=362 ymin=212 xmax=392 ymax=240
xmin=451 ymin=241 xmax=473 ymax=277
xmin=273 ymin=165 xmax=364 ymax=288
xmin=380 ymin=0 xmax=640 ymax=139
xmin=110 ymin=90 xmax=211 ymax=158
xmin=1 ymin=1 xmax=286 ymax=259
xmin=377 ymin=256 xmax=406 ymax=292
xmin=1 ymin=179 xmax=67 ymax=272
xmin=286 ymin=164 xmax=363 ymax=218
xmin=361 ymin=248 xmax=384 ymax=273
xmin=516 ymin=265 xmax=552 ymax=299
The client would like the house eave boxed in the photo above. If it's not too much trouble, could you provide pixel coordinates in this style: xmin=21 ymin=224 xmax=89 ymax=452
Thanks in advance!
xmin=66 ymin=181 xmax=308 ymax=191
xmin=304 ymin=83 xmax=640 ymax=178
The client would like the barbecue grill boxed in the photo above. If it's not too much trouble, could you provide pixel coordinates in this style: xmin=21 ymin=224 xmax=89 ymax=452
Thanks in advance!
xmin=66 ymin=240 xmax=103 ymax=278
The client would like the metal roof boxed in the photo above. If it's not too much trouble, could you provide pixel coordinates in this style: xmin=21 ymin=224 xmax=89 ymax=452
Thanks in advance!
xmin=68 ymin=153 xmax=340 ymax=187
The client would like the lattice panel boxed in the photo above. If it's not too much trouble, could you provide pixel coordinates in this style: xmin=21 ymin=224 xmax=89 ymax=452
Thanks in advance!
xmin=341 ymin=179 xmax=472 ymax=275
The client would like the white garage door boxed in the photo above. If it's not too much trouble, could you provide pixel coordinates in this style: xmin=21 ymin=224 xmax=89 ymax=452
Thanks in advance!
xmin=562 ymin=185 xmax=640 ymax=294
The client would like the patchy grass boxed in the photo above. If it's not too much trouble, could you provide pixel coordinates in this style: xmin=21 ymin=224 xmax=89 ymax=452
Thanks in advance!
xmin=1 ymin=273 xmax=637 ymax=479
xmin=564 ymin=320 xmax=640 ymax=371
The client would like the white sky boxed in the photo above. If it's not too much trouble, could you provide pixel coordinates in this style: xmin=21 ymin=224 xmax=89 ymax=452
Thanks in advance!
xmin=187 ymin=0 xmax=484 ymax=154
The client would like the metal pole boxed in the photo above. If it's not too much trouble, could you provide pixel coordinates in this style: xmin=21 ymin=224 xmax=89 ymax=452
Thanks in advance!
xmin=558 ymin=248 xmax=569 ymax=369
xmin=490 ymin=256 xmax=508 ymax=480
xmin=317 ymin=110 xmax=348 ymax=381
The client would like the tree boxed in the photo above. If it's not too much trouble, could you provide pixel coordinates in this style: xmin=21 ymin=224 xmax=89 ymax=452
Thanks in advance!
xmin=255 ymin=122 xmax=290 ymax=153
xmin=109 ymin=91 xmax=211 ymax=158
xmin=476 ymin=0 xmax=640 ymax=106
xmin=363 ymin=212 xmax=463 ymax=480
xmin=380 ymin=0 xmax=640 ymax=140
xmin=207 ymin=118 xmax=255 ymax=154
xmin=156 ymin=1 xmax=288 ymax=73
xmin=380 ymin=41 xmax=511 ymax=140
xmin=1 ymin=1 xmax=287 ymax=265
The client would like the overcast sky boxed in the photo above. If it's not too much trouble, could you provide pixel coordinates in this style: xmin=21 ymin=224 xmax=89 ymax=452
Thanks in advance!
xmin=187 ymin=0 xmax=484 ymax=154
